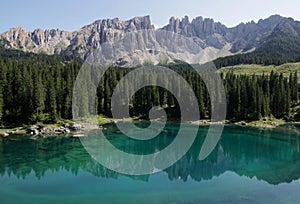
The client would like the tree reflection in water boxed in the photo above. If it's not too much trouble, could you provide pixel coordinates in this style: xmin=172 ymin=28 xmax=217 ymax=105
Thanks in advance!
xmin=0 ymin=123 xmax=300 ymax=185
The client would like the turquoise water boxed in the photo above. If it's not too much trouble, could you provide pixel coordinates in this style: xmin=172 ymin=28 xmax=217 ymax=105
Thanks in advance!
xmin=1 ymin=123 xmax=300 ymax=203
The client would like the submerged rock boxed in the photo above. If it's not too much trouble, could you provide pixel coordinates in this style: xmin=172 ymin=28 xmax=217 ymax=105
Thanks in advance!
xmin=71 ymin=134 xmax=85 ymax=138
xmin=38 ymin=146 xmax=48 ymax=151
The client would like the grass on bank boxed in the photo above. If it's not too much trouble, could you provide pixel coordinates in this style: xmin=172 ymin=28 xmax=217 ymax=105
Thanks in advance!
xmin=218 ymin=62 xmax=300 ymax=82
xmin=235 ymin=117 xmax=286 ymax=128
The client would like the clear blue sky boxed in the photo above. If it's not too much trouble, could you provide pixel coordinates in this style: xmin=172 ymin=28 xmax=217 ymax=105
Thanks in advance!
xmin=1 ymin=0 xmax=299 ymax=33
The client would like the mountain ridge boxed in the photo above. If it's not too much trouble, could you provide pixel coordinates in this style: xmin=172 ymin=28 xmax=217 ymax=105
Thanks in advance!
xmin=1 ymin=14 xmax=300 ymax=61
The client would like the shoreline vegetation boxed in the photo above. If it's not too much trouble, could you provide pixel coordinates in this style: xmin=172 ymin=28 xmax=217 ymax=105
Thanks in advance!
xmin=1 ymin=116 xmax=299 ymax=137
xmin=0 ymin=49 xmax=299 ymax=137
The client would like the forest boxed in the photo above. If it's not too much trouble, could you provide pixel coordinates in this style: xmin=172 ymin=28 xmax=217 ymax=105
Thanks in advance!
xmin=0 ymin=51 xmax=299 ymax=125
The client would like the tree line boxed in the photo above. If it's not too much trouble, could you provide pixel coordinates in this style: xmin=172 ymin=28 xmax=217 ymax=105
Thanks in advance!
xmin=95 ymin=65 xmax=298 ymax=121
xmin=0 ymin=56 xmax=298 ymax=125
xmin=0 ymin=56 xmax=81 ymax=124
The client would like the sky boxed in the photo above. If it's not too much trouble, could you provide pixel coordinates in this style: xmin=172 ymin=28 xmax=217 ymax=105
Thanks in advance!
xmin=1 ymin=0 xmax=300 ymax=33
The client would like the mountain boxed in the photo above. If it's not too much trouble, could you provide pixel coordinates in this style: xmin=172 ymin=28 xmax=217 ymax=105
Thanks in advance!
xmin=0 ymin=16 xmax=153 ymax=59
xmin=214 ymin=19 xmax=300 ymax=67
xmin=1 ymin=15 xmax=300 ymax=64
xmin=161 ymin=15 xmax=300 ymax=52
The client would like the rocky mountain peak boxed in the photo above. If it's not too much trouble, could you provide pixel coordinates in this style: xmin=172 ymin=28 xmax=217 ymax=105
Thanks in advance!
xmin=3 ymin=27 xmax=28 ymax=43
xmin=0 ymin=14 xmax=299 ymax=61
xmin=129 ymin=15 xmax=153 ymax=30
xmin=0 ymin=16 xmax=154 ymax=57
xmin=83 ymin=15 xmax=153 ymax=32
xmin=271 ymin=17 xmax=300 ymax=37
xmin=32 ymin=28 xmax=45 ymax=45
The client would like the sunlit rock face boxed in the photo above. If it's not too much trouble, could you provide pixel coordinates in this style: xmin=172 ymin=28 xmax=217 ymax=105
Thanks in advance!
xmin=1 ymin=15 xmax=300 ymax=63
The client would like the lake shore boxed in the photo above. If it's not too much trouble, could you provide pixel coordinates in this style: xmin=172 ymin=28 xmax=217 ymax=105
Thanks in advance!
xmin=1 ymin=117 xmax=299 ymax=137
xmin=191 ymin=119 xmax=300 ymax=128
xmin=0 ymin=116 xmax=139 ymax=137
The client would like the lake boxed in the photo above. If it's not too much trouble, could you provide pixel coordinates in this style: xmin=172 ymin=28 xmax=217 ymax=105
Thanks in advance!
xmin=1 ymin=122 xmax=300 ymax=204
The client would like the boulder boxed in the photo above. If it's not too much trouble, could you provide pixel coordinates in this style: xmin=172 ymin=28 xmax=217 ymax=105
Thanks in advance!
xmin=0 ymin=132 xmax=9 ymax=137
xmin=54 ymin=127 xmax=67 ymax=134
xmin=40 ymin=127 xmax=53 ymax=135
xmin=27 ymin=126 xmax=39 ymax=135
xmin=69 ymin=124 xmax=82 ymax=131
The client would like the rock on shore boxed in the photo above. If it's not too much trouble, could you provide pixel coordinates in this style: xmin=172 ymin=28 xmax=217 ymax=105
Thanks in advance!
xmin=26 ymin=123 xmax=83 ymax=135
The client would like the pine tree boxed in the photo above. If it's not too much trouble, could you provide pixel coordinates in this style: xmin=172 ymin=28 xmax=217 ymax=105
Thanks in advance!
xmin=32 ymin=69 xmax=45 ymax=119
xmin=0 ymin=85 xmax=3 ymax=124
xmin=292 ymin=72 xmax=299 ymax=101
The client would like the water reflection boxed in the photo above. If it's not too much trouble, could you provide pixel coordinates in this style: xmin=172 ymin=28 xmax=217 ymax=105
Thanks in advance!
xmin=0 ymin=124 xmax=300 ymax=185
